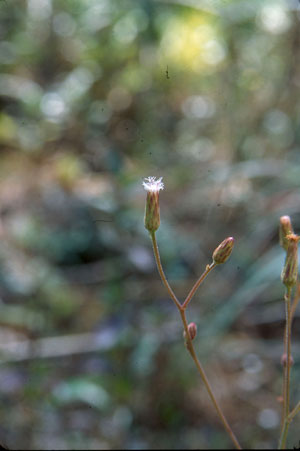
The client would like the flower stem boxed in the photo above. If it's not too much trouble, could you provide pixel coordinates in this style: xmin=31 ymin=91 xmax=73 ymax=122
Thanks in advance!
xmin=150 ymin=232 xmax=182 ymax=310
xmin=278 ymin=286 xmax=292 ymax=449
xmin=291 ymin=282 xmax=300 ymax=321
xmin=150 ymin=231 xmax=242 ymax=450
xmin=288 ymin=400 xmax=300 ymax=423
xmin=179 ymin=308 xmax=242 ymax=450
xmin=280 ymin=399 xmax=300 ymax=449
xmin=182 ymin=262 xmax=216 ymax=309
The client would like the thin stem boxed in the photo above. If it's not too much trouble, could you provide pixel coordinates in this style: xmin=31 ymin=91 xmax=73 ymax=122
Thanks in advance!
xmin=150 ymin=231 xmax=182 ymax=310
xmin=278 ymin=286 xmax=292 ymax=449
xmin=288 ymin=400 xmax=300 ymax=423
xmin=280 ymin=321 xmax=287 ymax=429
xmin=279 ymin=418 xmax=290 ymax=450
xmin=180 ymin=309 xmax=242 ymax=450
xmin=291 ymin=282 xmax=300 ymax=321
xmin=182 ymin=262 xmax=216 ymax=309
xmin=150 ymin=231 xmax=242 ymax=450
xmin=284 ymin=289 xmax=292 ymax=420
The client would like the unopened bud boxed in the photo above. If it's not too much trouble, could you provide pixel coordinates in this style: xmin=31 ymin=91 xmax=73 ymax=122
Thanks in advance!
xmin=212 ymin=237 xmax=234 ymax=265
xmin=281 ymin=353 xmax=294 ymax=367
xmin=281 ymin=234 xmax=299 ymax=287
xmin=183 ymin=322 xmax=197 ymax=341
xmin=142 ymin=177 xmax=164 ymax=233
xmin=279 ymin=216 xmax=294 ymax=251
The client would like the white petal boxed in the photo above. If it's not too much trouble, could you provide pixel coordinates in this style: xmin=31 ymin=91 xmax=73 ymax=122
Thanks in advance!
xmin=142 ymin=176 xmax=164 ymax=192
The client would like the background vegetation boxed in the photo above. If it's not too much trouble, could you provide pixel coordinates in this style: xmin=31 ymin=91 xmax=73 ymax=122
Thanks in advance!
xmin=0 ymin=0 xmax=299 ymax=448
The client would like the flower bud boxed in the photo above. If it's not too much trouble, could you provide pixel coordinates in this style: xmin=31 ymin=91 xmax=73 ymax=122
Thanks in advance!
xmin=212 ymin=237 xmax=234 ymax=265
xmin=183 ymin=322 xmax=197 ymax=341
xmin=279 ymin=216 xmax=294 ymax=251
xmin=281 ymin=353 xmax=294 ymax=367
xmin=281 ymin=234 xmax=299 ymax=288
xmin=143 ymin=177 xmax=164 ymax=233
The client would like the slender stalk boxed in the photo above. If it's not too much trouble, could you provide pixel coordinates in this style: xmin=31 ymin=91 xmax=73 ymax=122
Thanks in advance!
xmin=182 ymin=262 xmax=216 ymax=309
xmin=179 ymin=308 xmax=242 ymax=450
xmin=288 ymin=400 xmax=300 ymax=423
xmin=278 ymin=287 xmax=292 ymax=449
xmin=284 ymin=290 xmax=292 ymax=418
xmin=279 ymin=418 xmax=290 ymax=450
xmin=150 ymin=231 xmax=182 ymax=310
xmin=150 ymin=231 xmax=242 ymax=450
xmin=280 ymin=321 xmax=287 ymax=430
xmin=291 ymin=283 xmax=300 ymax=321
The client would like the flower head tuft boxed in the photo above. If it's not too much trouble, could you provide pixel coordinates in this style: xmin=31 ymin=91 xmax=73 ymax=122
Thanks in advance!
xmin=143 ymin=176 xmax=164 ymax=193
xmin=143 ymin=177 xmax=164 ymax=233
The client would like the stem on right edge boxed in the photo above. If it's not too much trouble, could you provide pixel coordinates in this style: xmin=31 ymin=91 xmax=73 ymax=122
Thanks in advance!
xmin=288 ymin=400 xmax=300 ymax=422
xmin=278 ymin=287 xmax=292 ymax=449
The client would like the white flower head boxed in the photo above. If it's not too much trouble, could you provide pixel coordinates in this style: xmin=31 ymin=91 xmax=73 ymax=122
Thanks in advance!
xmin=142 ymin=176 xmax=164 ymax=193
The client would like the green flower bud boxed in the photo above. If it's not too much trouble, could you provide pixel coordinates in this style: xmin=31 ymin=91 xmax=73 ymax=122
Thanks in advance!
xmin=143 ymin=177 xmax=164 ymax=233
xmin=212 ymin=237 xmax=234 ymax=265
xmin=281 ymin=234 xmax=299 ymax=288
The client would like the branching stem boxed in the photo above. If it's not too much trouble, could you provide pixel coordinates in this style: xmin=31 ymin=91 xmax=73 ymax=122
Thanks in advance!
xmin=288 ymin=400 xmax=300 ymax=423
xmin=150 ymin=231 xmax=242 ymax=450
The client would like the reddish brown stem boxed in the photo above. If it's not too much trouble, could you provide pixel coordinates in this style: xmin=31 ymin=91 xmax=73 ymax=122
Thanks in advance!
xmin=182 ymin=262 xmax=216 ymax=309
xmin=150 ymin=231 xmax=242 ymax=450
xmin=150 ymin=232 xmax=182 ymax=310
xmin=279 ymin=287 xmax=292 ymax=449
xmin=179 ymin=308 xmax=242 ymax=450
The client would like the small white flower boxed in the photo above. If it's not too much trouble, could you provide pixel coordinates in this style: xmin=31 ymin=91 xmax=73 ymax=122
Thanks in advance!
xmin=142 ymin=176 xmax=164 ymax=192
xmin=143 ymin=176 xmax=163 ymax=232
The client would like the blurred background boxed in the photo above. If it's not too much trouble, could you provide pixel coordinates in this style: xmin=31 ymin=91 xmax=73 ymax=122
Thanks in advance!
xmin=0 ymin=0 xmax=300 ymax=449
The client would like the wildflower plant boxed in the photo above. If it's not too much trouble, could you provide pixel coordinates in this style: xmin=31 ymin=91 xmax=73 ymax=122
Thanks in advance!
xmin=143 ymin=176 xmax=240 ymax=449
xmin=142 ymin=178 xmax=300 ymax=449
xmin=278 ymin=217 xmax=300 ymax=449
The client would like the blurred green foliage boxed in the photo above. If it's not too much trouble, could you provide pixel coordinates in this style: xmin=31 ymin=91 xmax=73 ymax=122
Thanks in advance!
xmin=0 ymin=0 xmax=300 ymax=449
